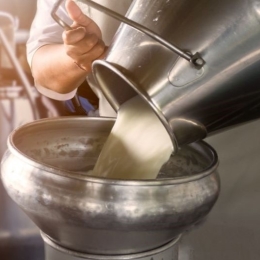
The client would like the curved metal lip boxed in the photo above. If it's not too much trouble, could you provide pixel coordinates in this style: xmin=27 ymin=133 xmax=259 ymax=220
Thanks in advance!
xmin=41 ymin=231 xmax=181 ymax=259
xmin=93 ymin=59 xmax=179 ymax=151
xmin=7 ymin=116 xmax=219 ymax=187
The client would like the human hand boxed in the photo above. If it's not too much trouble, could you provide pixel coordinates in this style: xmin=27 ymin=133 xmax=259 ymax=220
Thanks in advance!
xmin=63 ymin=0 xmax=106 ymax=72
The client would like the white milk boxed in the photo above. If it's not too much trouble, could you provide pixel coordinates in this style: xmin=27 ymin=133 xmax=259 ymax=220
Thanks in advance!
xmin=92 ymin=96 xmax=173 ymax=179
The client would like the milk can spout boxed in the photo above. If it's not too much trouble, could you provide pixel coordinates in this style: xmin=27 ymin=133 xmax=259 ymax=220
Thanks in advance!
xmin=93 ymin=60 xmax=208 ymax=150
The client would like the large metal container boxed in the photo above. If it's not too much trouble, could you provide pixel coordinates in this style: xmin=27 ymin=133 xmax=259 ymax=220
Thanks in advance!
xmin=89 ymin=0 xmax=260 ymax=150
xmin=1 ymin=117 xmax=219 ymax=255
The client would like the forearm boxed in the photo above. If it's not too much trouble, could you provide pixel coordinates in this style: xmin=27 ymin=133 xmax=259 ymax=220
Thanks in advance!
xmin=31 ymin=44 xmax=88 ymax=94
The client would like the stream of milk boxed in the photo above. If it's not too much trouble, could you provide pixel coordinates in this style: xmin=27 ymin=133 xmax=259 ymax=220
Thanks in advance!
xmin=92 ymin=96 xmax=173 ymax=179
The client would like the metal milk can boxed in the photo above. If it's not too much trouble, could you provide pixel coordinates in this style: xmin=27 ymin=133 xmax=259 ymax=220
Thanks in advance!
xmin=83 ymin=0 xmax=260 ymax=151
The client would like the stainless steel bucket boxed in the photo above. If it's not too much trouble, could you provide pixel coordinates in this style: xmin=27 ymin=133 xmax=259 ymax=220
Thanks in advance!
xmin=1 ymin=117 xmax=219 ymax=255
xmin=86 ymin=0 xmax=260 ymax=151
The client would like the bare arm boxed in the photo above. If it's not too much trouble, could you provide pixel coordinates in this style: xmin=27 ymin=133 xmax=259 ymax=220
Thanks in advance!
xmin=32 ymin=43 xmax=88 ymax=94
xmin=31 ymin=0 xmax=106 ymax=94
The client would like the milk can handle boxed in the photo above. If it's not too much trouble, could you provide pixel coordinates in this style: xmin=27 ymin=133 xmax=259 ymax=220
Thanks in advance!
xmin=51 ymin=0 xmax=205 ymax=69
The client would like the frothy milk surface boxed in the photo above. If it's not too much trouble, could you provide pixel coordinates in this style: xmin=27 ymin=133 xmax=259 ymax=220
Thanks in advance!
xmin=92 ymin=96 xmax=173 ymax=179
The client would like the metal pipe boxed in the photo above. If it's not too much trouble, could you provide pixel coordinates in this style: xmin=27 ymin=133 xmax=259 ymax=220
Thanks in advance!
xmin=0 ymin=28 xmax=39 ymax=120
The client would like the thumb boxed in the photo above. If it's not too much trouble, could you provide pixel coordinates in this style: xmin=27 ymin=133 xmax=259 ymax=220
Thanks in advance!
xmin=66 ymin=0 xmax=92 ymax=27
xmin=65 ymin=0 xmax=102 ymax=37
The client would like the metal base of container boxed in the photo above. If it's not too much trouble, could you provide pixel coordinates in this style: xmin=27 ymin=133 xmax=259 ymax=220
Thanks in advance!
xmin=42 ymin=232 xmax=180 ymax=260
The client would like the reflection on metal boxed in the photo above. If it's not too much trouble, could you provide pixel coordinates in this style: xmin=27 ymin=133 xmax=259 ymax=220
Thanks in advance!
xmin=43 ymin=232 xmax=181 ymax=260
xmin=169 ymin=57 xmax=205 ymax=87
xmin=169 ymin=118 xmax=207 ymax=146
xmin=2 ymin=120 xmax=260 ymax=259
xmin=1 ymin=117 xmax=219 ymax=255
xmin=91 ymin=0 xmax=260 ymax=151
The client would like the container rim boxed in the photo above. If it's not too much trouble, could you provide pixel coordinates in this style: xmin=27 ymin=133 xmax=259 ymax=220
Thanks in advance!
xmin=7 ymin=116 xmax=219 ymax=186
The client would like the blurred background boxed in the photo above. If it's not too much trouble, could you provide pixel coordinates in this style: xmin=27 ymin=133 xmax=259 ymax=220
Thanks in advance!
xmin=0 ymin=1 xmax=57 ymax=259
xmin=0 ymin=0 xmax=65 ymax=155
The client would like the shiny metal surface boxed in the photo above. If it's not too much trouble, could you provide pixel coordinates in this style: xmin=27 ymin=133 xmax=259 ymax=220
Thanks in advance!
xmin=1 ymin=117 xmax=219 ymax=255
xmin=51 ymin=0 xmax=72 ymax=30
xmin=43 ymin=233 xmax=180 ymax=260
xmin=1 ymin=119 xmax=260 ymax=259
xmin=92 ymin=0 xmax=260 ymax=150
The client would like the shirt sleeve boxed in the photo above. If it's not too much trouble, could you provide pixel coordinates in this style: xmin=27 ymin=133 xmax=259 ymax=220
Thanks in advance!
xmin=26 ymin=0 xmax=77 ymax=100
xmin=26 ymin=0 xmax=72 ymax=67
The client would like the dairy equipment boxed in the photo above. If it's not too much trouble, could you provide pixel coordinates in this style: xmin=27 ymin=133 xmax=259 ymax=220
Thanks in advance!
xmin=87 ymin=0 xmax=260 ymax=150
xmin=2 ymin=120 xmax=260 ymax=259
xmin=52 ymin=0 xmax=260 ymax=150
xmin=1 ymin=117 xmax=219 ymax=259
xmin=1 ymin=0 xmax=260 ymax=259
